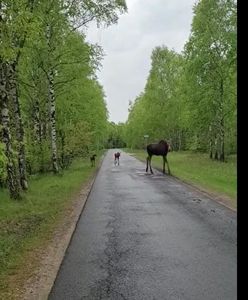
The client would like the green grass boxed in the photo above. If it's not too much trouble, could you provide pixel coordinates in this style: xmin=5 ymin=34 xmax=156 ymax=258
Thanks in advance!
xmin=0 ymin=155 xmax=103 ymax=297
xmin=124 ymin=149 xmax=237 ymax=208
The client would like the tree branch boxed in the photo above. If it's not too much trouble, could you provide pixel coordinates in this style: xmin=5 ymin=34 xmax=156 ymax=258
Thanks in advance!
xmin=54 ymin=76 xmax=77 ymax=87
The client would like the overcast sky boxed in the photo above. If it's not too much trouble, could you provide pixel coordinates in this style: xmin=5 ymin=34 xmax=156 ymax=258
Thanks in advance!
xmin=85 ymin=0 xmax=196 ymax=124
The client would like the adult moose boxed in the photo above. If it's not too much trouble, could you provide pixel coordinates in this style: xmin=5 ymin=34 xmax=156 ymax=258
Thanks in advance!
xmin=146 ymin=140 xmax=171 ymax=175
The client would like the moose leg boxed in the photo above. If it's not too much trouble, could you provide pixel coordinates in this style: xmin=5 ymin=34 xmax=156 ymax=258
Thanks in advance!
xmin=165 ymin=156 xmax=171 ymax=175
xmin=146 ymin=156 xmax=149 ymax=172
xmin=162 ymin=156 xmax=166 ymax=174
xmin=149 ymin=155 xmax=153 ymax=174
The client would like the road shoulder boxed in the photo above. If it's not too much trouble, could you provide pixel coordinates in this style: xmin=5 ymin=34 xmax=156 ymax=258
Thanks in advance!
xmin=16 ymin=158 xmax=104 ymax=300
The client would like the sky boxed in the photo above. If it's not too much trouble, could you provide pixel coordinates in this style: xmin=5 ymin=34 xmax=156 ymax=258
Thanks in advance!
xmin=85 ymin=0 xmax=196 ymax=124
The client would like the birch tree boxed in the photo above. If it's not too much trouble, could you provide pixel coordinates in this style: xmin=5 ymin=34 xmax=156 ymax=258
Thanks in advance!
xmin=0 ymin=0 xmax=37 ymax=197
xmin=184 ymin=0 xmax=237 ymax=160
xmin=1 ymin=0 xmax=127 ymax=198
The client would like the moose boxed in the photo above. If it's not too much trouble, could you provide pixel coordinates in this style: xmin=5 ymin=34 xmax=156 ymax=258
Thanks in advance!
xmin=90 ymin=154 xmax=97 ymax=167
xmin=146 ymin=140 xmax=171 ymax=175
xmin=114 ymin=152 xmax=121 ymax=166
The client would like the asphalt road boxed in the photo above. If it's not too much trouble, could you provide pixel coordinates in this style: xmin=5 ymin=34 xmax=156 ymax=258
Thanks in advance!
xmin=49 ymin=150 xmax=237 ymax=300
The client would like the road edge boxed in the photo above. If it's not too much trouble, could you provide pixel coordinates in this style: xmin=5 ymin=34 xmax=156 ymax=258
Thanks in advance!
xmin=21 ymin=153 xmax=106 ymax=300
xmin=127 ymin=152 xmax=236 ymax=212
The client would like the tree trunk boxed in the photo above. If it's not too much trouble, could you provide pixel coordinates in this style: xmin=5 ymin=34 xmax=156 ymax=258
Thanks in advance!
xmin=219 ymin=117 xmax=225 ymax=162
xmin=0 ymin=61 xmax=21 ymax=199
xmin=59 ymin=130 xmax=65 ymax=169
xmin=48 ymin=69 xmax=59 ymax=173
xmin=46 ymin=23 xmax=59 ymax=173
xmin=10 ymin=62 xmax=28 ymax=190
xmin=219 ymin=80 xmax=225 ymax=162
xmin=214 ymin=135 xmax=218 ymax=160
xmin=209 ymin=125 xmax=213 ymax=159
xmin=209 ymin=141 xmax=213 ymax=159
xmin=32 ymin=96 xmax=46 ymax=172
xmin=33 ymin=98 xmax=42 ymax=144
xmin=178 ymin=129 xmax=182 ymax=151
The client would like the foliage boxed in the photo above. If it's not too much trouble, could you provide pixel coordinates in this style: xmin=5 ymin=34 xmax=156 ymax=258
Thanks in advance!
xmin=106 ymin=122 xmax=127 ymax=148
xmin=124 ymin=0 xmax=236 ymax=161
xmin=0 ymin=0 xmax=127 ymax=198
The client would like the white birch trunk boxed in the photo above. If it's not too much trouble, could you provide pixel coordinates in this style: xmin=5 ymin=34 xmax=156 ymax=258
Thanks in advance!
xmin=10 ymin=62 xmax=28 ymax=190
xmin=219 ymin=79 xmax=225 ymax=162
xmin=46 ymin=24 xmax=59 ymax=173
xmin=0 ymin=61 xmax=21 ymax=199
xmin=48 ymin=69 xmax=59 ymax=173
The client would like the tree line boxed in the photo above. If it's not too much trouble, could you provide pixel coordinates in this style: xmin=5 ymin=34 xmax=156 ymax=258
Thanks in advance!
xmin=0 ymin=0 xmax=127 ymax=199
xmin=124 ymin=0 xmax=236 ymax=161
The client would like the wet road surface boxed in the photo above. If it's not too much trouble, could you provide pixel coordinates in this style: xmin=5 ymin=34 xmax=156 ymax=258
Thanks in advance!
xmin=49 ymin=150 xmax=237 ymax=300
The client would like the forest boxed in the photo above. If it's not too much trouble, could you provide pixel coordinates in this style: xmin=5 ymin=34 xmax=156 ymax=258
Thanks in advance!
xmin=0 ymin=0 xmax=127 ymax=199
xmin=0 ymin=0 xmax=236 ymax=200
xmin=124 ymin=0 xmax=236 ymax=162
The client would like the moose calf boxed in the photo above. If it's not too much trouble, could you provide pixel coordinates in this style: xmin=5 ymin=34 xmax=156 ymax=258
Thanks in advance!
xmin=90 ymin=154 xmax=97 ymax=167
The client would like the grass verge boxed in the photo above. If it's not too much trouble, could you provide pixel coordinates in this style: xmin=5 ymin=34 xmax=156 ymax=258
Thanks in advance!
xmin=0 ymin=155 xmax=103 ymax=298
xmin=124 ymin=149 xmax=237 ymax=209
